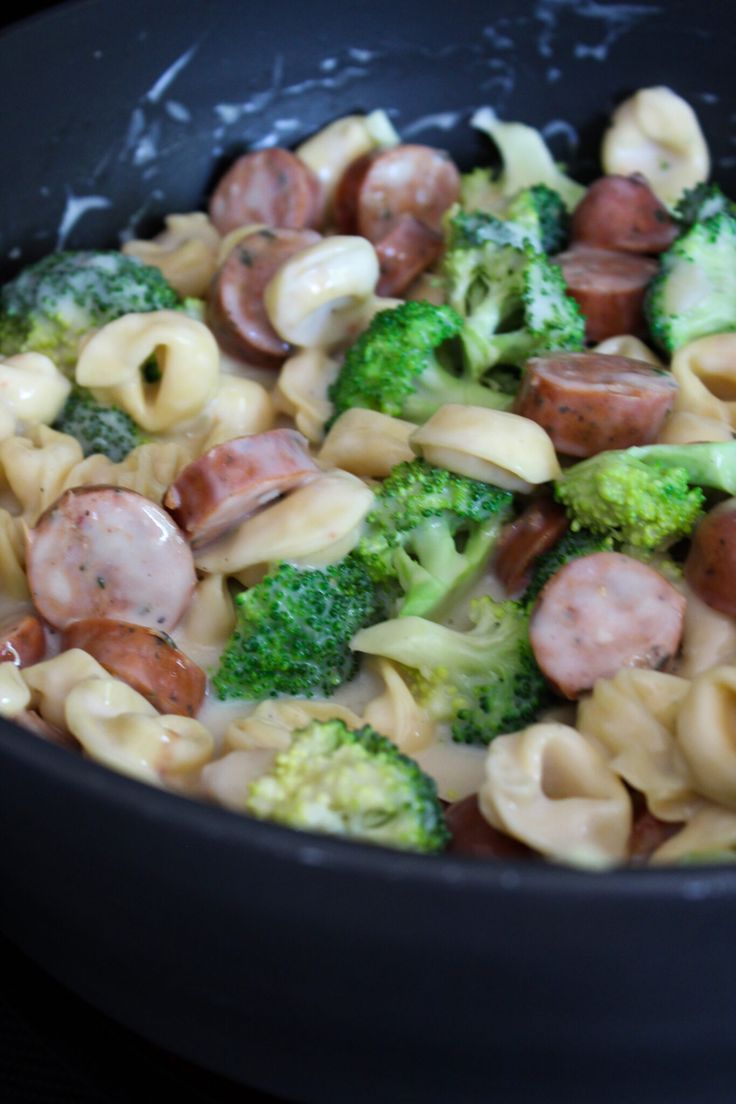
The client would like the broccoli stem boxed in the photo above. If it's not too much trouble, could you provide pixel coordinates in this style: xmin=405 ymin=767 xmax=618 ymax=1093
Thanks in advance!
xmin=401 ymin=360 xmax=512 ymax=421
xmin=630 ymin=442 xmax=736 ymax=494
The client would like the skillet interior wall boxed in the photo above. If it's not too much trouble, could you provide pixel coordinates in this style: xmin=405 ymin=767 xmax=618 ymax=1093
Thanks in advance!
xmin=0 ymin=0 xmax=733 ymax=279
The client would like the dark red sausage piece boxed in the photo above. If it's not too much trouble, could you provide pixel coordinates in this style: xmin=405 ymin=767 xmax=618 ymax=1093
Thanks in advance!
xmin=374 ymin=214 xmax=443 ymax=297
xmin=685 ymin=500 xmax=736 ymax=618
xmin=445 ymin=794 xmax=534 ymax=860
xmin=628 ymin=798 xmax=682 ymax=863
xmin=554 ymin=246 xmax=658 ymax=342
xmin=207 ymin=228 xmax=321 ymax=367
xmin=529 ymin=552 xmax=686 ymax=700
xmin=208 ymin=148 xmax=323 ymax=236
xmin=26 ymin=486 xmax=196 ymax=633
xmin=0 ymin=613 xmax=45 ymax=667
xmin=494 ymin=498 xmax=569 ymax=598
xmin=164 ymin=428 xmax=320 ymax=548
xmin=62 ymin=618 xmax=206 ymax=718
xmin=571 ymin=174 xmax=679 ymax=255
xmin=514 ymin=352 xmax=677 ymax=458
xmin=334 ymin=144 xmax=460 ymax=242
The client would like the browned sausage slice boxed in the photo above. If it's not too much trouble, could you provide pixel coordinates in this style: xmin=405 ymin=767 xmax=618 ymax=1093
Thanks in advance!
xmin=0 ymin=613 xmax=46 ymax=667
xmin=207 ymin=227 xmax=321 ymax=367
xmin=446 ymin=794 xmax=534 ymax=859
xmin=514 ymin=352 xmax=677 ymax=457
xmin=26 ymin=486 xmax=196 ymax=632
xmin=208 ymin=148 xmax=323 ymax=235
xmin=374 ymin=214 xmax=443 ymax=297
xmin=571 ymin=175 xmax=679 ymax=255
xmin=529 ymin=552 xmax=686 ymax=699
xmin=628 ymin=803 xmax=682 ymax=863
xmin=61 ymin=618 xmax=206 ymax=717
xmin=334 ymin=144 xmax=460 ymax=242
xmin=553 ymin=246 xmax=658 ymax=342
xmin=164 ymin=428 xmax=319 ymax=548
xmin=493 ymin=498 xmax=569 ymax=598
xmin=685 ymin=500 xmax=736 ymax=617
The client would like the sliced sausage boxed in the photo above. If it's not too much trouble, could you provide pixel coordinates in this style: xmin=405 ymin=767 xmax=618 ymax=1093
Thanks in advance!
xmin=207 ymin=227 xmax=321 ymax=367
xmin=446 ymin=794 xmax=534 ymax=859
xmin=61 ymin=619 xmax=206 ymax=718
xmin=494 ymin=498 xmax=569 ymax=598
xmin=0 ymin=613 xmax=45 ymax=667
xmin=164 ymin=428 xmax=319 ymax=548
xmin=208 ymin=148 xmax=323 ymax=236
xmin=334 ymin=144 xmax=460 ymax=242
xmin=553 ymin=246 xmax=658 ymax=342
xmin=514 ymin=352 xmax=677 ymax=457
xmin=628 ymin=802 xmax=682 ymax=863
xmin=26 ymin=486 xmax=196 ymax=632
xmin=571 ymin=174 xmax=679 ymax=255
xmin=685 ymin=500 xmax=736 ymax=618
xmin=529 ymin=552 xmax=686 ymax=700
xmin=374 ymin=214 xmax=443 ymax=297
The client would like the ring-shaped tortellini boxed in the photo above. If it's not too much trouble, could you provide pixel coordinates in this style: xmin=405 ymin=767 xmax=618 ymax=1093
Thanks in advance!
xmin=676 ymin=666 xmax=736 ymax=809
xmin=225 ymin=698 xmax=364 ymax=753
xmin=657 ymin=410 xmax=732 ymax=445
xmin=22 ymin=648 xmax=110 ymax=731
xmin=195 ymin=470 xmax=374 ymax=576
xmin=1 ymin=425 xmax=83 ymax=523
xmin=264 ymin=236 xmax=379 ymax=348
xmin=678 ymin=585 xmax=736 ymax=679
xmin=175 ymin=574 xmax=236 ymax=663
xmin=198 ymin=375 xmax=274 ymax=452
xmin=671 ymin=334 xmax=736 ymax=428
xmin=296 ymin=109 xmax=399 ymax=208
xmin=479 ymin=723 xmax=632 ymax=867
xmin=362 ymin=658 xmax=435 ymax=755
xmin=122 ymin=212 xmax=221 ymax=298
xmin=75 ymin=310 xmax=219 ymax=432
xmin=0 ymin=352 xmax=70 ymax=424
xmin=201 ymin=748 xmax=281 ymax=812
xmin=410 ymin=404 xmax=561 ymax=493
xmin=593 ymin=335 xmax=663 ymax=367
xmin=0 ymin=509 xmax=30 ymax=600
xmin=318 ymin=408 xmax=415 ymax=477
xmin=0 ymin=661 xmax=31 ymax=717
xmin=274 ymin=348 xmax=339 ymax=445
xmin=651 ymin=803 xmax=736 ymax=864
xmin=577 ymin=668 xmax=697 ymax=822
xmin=65 ymin=675 xmax=214 ymax=785
xmin=601 ymin=86 xmax=709 ymax=203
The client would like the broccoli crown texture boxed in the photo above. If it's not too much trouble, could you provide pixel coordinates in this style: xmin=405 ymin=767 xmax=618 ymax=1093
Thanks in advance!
xmin=555 ymin=451 xmax=705 ymax=550
xmin=522 ymin=527 xmax=614 ymax=607
xmin=246 ymin=718 xmax=450 ymax=853
xmin=352 ymin=595 xmax=550 ymax=745
xmin=0 ymin=250 xmax=180 ymax=368
xmin=674 ymin=182 xmax=736 ymax=231
xmin=327 ymin=300 xmax=512 ymax=426
xmin=504 ymin=184 xmax=569 ymax=254
xmin=53 ymin=386 xmax=144 ymax=462
xmin=645 ymin=213 xmax=736 ymax=353
xmin=354 ymin=458 xmax=513 ymax=617
xmin=213 ymin=558 xmax=377 ymax=701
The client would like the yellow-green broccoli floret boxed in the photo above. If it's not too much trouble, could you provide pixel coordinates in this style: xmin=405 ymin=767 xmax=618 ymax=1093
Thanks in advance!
xmin=0 ymin=250 xmax=180 ymax=369
xmin=246 ymin=718 xmax=450 ymax=853
xmin=53 ymin=385 xmax=145 ymax=462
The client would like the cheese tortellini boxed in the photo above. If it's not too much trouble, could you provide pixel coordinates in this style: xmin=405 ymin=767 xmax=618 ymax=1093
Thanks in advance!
xmin=122 ymin=212 xmax=221 ymax=299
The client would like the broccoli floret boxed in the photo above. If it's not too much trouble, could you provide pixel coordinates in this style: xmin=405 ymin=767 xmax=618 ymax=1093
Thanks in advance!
xmin=674 ymin=182 xmax=736 ymax=231
xmin=460 ymin=167 xmax=505 ymax=214
xmin=0 ymin=250 xmax=180 ymax=369
xmin=327 ymin=300 xmax=512 ymax=426
xmin=352 ymin=595 xmax=551 ymax=745
xmin=246 ymin=718 xmax=449 ymax=853
xmin=53 ymin=386 xmax=144 ymax=462
xmin=213 ymin=558 xmax=377 ymax=701
xmin=644 ymin=213 xmax=736 ymax=353
xmin=522 ymin=527 xmax=614 ymax=607
xmin=443 ymin=216 xmax=584 ymax=378
xmin=628 ymin=440 xmax=736 ymax=495
xmin=555 ymin=450 xmax=705 ymax=551
xmin=354 ymin=458 xmax=513 ymax=618
xmin=470 ymin=107 xmax=585 ymax=212
xmin=504 ymin=184 xmax=568 ymax=254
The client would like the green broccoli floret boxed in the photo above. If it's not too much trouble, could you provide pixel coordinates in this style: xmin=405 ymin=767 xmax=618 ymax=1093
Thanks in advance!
xmin=246 ymin=718 xmax=449 ymax=853
xmin=0 ymin=250 xmax=180 ymax=369
xmin=354 ymin=458 xmax=513 ymax=618
xmin=522 ymin=527 xmax=614 ymax=607
xmin=504 ymin=184 xmax=569 ymax=254
xmin=628 ymin=440 xmax=736 ymax=494
xmin=459 ymin=167 xmax=505 ymax=214
xmin=555 ymin=450 xmax=706 ymax=551
xmin=443 ymin=216 xmax=584 ymax=378
xmin=674 ymin=182 xmax=736 ymax=231
xmin=213 ymin=558 xmax=377 ymax=701
xmin=352 ymin=595 xmax=551 ymax=745
xmin=53 ymin=385 xmax=144 ymax=462
xmin=327 ymin=300 xmax=512 ymax=426
xmin=644 ymin=213 xmax=736 ymax=353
